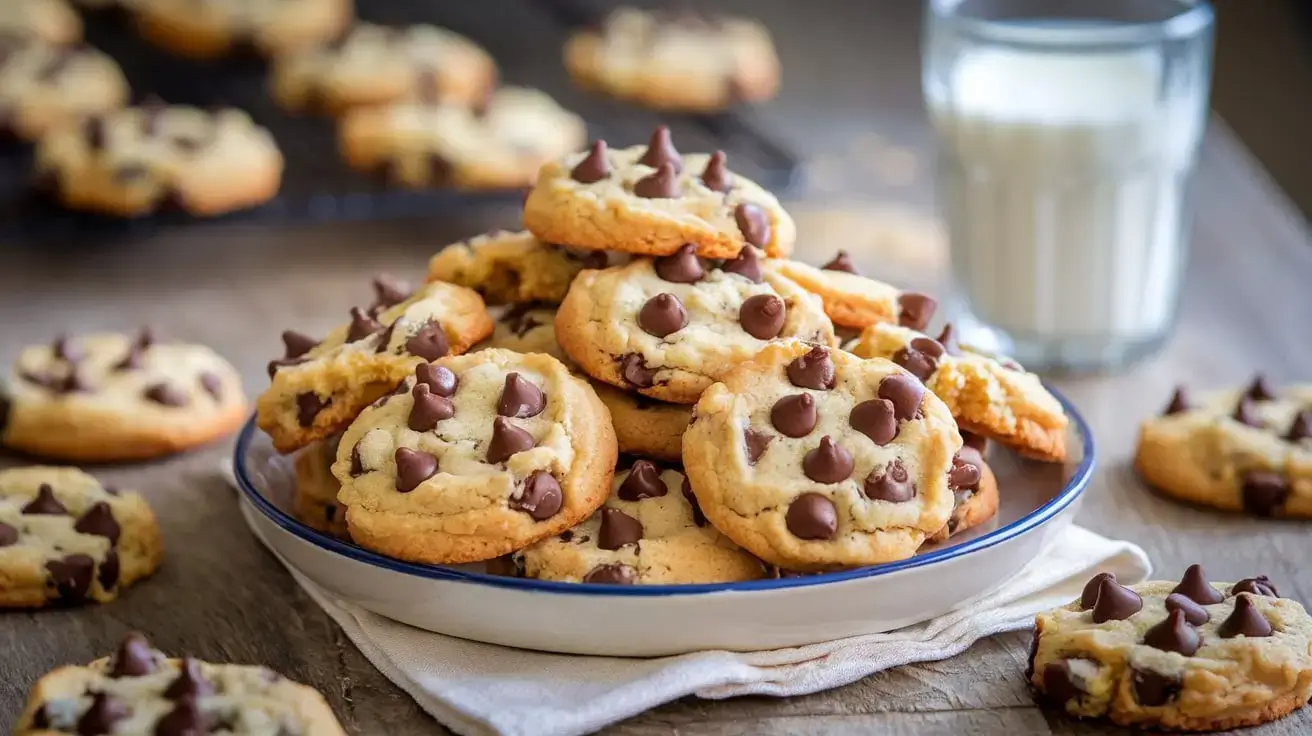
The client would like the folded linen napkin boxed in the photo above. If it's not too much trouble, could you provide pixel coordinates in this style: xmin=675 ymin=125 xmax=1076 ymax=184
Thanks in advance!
xmin=223 ymin=464 xmax=1150 ymax=736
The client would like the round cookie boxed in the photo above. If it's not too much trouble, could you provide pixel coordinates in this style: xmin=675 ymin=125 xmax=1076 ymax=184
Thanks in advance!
xmin=270 ymin=22 xmax=496 ymax=114
xmin=0 ymin=0 xmax=81 ymax=45
xmin=2 ymin=330 xmax=247 ymax=462
xmin=591 ymin=381 xmax=690 ymax=463
xmin=1030 ymin=567 xmax=1312 ymax=731
xmin=477 ymin=304 xmax=572 ymax=365
xmin=564 ymin=6 xmax=779 ymax=112
xmin=427 ymin=230 xmax=623 ymax=306
xmin=15 ymin=632 xmax=347 ymax=734
xmin=339 ymin=86 xmax=586 ymax=190
xmin=133 ymin=0 xmax=351 ymax=59
xmin=0 ymin=466 xmax=161 ymax=608
xmin=292 ymin=435 xmax=348 ymax=539
xmin=514 ymin=460 xmax=763 ymax=584
xmin=1136 ymin=379 xmax=1312 ymax=518
xmin=683 ymin=341 xmax=961 ymax=570
xmin=554 ymin=246 xmax=835 ymax=404
xmin=523 ymin=127 xmax=796 ymax=259
xmin=925 ymin=444 xmax=998 ymax=544
xmin=33 ymin=103 xmax=284 ymax=218
xmin=331 ymin=349 xmax=617 ymax=565
xmin=0 ymin=40 xmax=128 ymax=142
xmin=848 ymin=322 xmax=1068 ymax=462
xmin=256 ymin=280 xmax=494 ymax=454
xmin=765 ymin=253 xmax=939 ymax=332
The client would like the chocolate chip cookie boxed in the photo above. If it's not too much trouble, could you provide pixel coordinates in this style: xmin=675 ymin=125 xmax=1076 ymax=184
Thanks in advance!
xmin=591 ymin=382 xmax=691 ymax=463
xmin=256 ymin=280 xmax=494 ymax=454
xmin=564 ymin=6 xmax=779 ymax=112
xmin=427 ymin=230 xmax=621 ymax=306
xmin=553 ymin=246 xmax=834 ymax=404
xmin=1136 ymin=379 xmax=1312 ymax=518
xmin=0 ymin=40 xmax=128 ymax=142
xmin=292 ymin=435 xmax=349 ymax=539
xmin=0 ymin=466 xmax=161 ymax=608
xmin=523 ymin=127 xmax=796 ymax=258
xmin=0 ymin=1 xmax=82 ymax=45
xmin=683 ymin=341 xmax=961 ymax=570
xmin=847 ymin=323 xmax=1068 ymax=462
xmin=14 ymin=632 xmax=347 ymax=734
xmin=271 ymin=22 xmax=496 ymax=114
xmin=133 ymin=0 xmax=352 ymax=59
xmin=476 ymin=304 xmax=572 ymax=365
xmin=2 ymin=330 xmax=247 ymax=462
xmin=765 ymin=252 xmax=938 ymax=333
xmin=1030 ymin=567 xmax=1312 ymax=731
xmin=332 ymin=349 xmax=617 ymax=564
xmin=339 ymin=86 xmax=586 ymax=190
xmin=33 ymin=103 xmax=284 ymax=217
xmin=513 ymin=460 xmax=763 ymax=584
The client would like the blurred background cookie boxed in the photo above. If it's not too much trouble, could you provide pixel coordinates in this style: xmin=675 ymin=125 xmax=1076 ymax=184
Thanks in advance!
xmin=0 ymin=40 xmax=128 ymax=142
xmin=132 ymin=0 xmax=353 ymax=59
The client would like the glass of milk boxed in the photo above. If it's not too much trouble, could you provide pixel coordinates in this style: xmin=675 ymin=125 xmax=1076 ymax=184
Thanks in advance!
xmin=924 ymin=0 xmax=1214 ymax=372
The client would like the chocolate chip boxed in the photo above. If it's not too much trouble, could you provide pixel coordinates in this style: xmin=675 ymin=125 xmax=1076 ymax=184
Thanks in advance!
xmin=734 ymin=203 xmax=770 ymax=248
xmin=346 ymin=307 xmax=383 ymax=343
xmin=282 ymin=330 xmax=319 ymax=358
xmin=1245 ymin=374 xmax=1277 ymax=401
xmin=405 ymin=322 xmax=450 ymax=360
xmin=877 ymin=374 xmax=924 ymax=421
xmin=739 ymin=294 xmax=786 ymax=339
xmin=1131 ymin=667 xmax=1180 ymax=707
xmin=638 ymin=293 xmax=689 ymax=338
xmin=1165 ymin=593 xmax=1210 ymax=625
xmin=1231 ymin=576 xmax=1279 ymax=598
xmin=821 ymin=251 xmax=857 ymax=274
xmin=786 ymin=346 xmax=836 ymax=390
xmin=23 ymin=484 xmax=67 ymax=515
xmin=109 ymin=632 xmax=157 ymax=677
xmin=144 ymin=382 xmax=188 ymax=407
xmin=74 ymin=502 xmax=120 ymax=544
xmin=487 ymin=417 xmax=535 ymax=464
xmin=500 ymin=304 xmax=543 ymax=336
xmin=163 ymin=658 xmax=214 ymax=700
xmin=154 ymin=696 xmax=208 ymax=736
xmin=653 ymin=244 xmax=705 ymax=283
xmin=584 ymin=563 xmax=637 ymax=584
xmin=1241 ymin=470 xmax=1288 ymax=517
xmin=1172 ymin=564 xmax=1223 ymax=605
xmin=1286 ymin=411 xmax=1311 ymax=442
xmin=619 ymin=353 xmax=656 ymax=388
xmin=1163 ymin=387 xmax=1190 ymax=415
xmin=1040 ymin=661 xmax=1084 ymax=705
xmin=598 ymin=507 xmax=643 ymax=550
xmin=935 ymin=324 xmax=962 ymax=356
xmin=803 ymin=436 xmax=854 ymax=483
xmin=29 ymin=705 xmax=50 ymax=730
xmin=372 ymin=275 xmax=410 ymax=311
xmin=84 ymin=117 xmax=106 ymax=150
xmin=1231 ymin=396 xmax=1262 ymax=428
xmin=97 ymin=549 xmax=119 ymax=591
xmin=46 ymin=554 xmax=94 ymax=602
xmin=633 ymin=162 xmax=681 ymax=198
xmin=266 ymin=357 xmax=306 ymax=378
xmin=744 ymin=428 xmax=773 ymax=465
xmin=113 ymin=345 xmax=142 ymax=371
xmin=199 ymin=372 xmax=223 ymax=402
xmin=497 ymin=373 xmax=546 ymax=418
xmin=511 ymin=471 xmax=562 ymax=520
xmin=786 ymin=492 xmax=837 ymax=539
xmin=394 ymin=447 xmax=438 ymax=492
xmin=892 ymin=337 xmax=944 ymax=382
xmin=1090 ymin=577 xmax=1142 ymax=623
xmin=701 ymin=150 xmax=733 ymax=192
xmin=1080 ymin=572 xmax=1115 ymax=609
xmin=771 ymin=393 xmax=818 ymax=438
xmin=52 ymin=334 xmax=81 ymax=362
xmin=349 ymin=443 xmax=365 ymax=476
xmin=571 ymin=140 xmax=611 ymax=182
xmin=76 ymin=691 xmax=130 ymax=735
xmin=850 ymin=399 xmax=896 ymax=445
xmin=1219 ymin=594 xmax=1273 ymax=638
xmin=416 ymin=363 xmax=458 ymax=396
xmin=618 ymin=460 xmax=668 ymax=501
xmin=1143 ymin=609 xmax=1201 ymax=655
xmin=638 ymin=125 xmax=682 ymax=172
xmin=296 ymin=393 xmax=329 ymax=428
xmin=57 ymin=368 xmax=89 ymax=395
xmin=408 ymin=383 xmax=454 ymax=431
xmin=681 ymin=476 xmax=706 ymax=526
xmin=0 ymin=521 xmax=17 ymax=547
xmin=896 ymin=293 xmax=937 ymax=331
xmin=948 ymin=456 xmax=981 ymax=490
xmin=865 ymin=459 xmax=914 ymax=502
xmin=721 ymin=245 xmax=763 ymax=283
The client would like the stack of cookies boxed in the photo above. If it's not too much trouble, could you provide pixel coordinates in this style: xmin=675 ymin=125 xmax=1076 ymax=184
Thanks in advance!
xmin=269 ymin=126 xmax=1071 ymax=582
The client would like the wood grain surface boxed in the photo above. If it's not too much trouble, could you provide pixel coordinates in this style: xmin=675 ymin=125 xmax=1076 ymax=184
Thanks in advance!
xmin=3 ymin=2 xmax=1312 ymax=734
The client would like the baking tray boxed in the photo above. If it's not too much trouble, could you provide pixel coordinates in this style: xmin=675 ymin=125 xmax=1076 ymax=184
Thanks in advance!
xmin=0 ymin=0 xmax=799 ymax=243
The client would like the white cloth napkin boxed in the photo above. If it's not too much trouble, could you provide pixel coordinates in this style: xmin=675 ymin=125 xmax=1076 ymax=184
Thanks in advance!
xmin=222 ymin=465 xmax=1150 ymax=736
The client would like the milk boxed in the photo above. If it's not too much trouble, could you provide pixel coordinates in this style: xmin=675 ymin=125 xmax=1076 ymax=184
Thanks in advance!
xmin=927 ymin=41 xmax=1209 ymax=362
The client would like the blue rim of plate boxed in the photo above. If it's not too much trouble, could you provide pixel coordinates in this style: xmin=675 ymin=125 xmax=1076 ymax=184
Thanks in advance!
xmin=233 ymin=384 xmax=1096 ymax=597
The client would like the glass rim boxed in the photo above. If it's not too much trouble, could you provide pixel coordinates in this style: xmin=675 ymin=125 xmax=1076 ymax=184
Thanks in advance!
xmin=928 ymin=0 xmax=1214 ymax=47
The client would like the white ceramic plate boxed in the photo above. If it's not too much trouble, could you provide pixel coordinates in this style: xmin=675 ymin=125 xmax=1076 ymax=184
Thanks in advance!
xmin=233 ymin=388 xmax=1095 ymax=656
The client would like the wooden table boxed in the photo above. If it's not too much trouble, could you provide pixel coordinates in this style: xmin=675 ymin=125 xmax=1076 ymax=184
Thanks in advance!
xmin=4 ymin=2 xmax=1312 ymax=734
